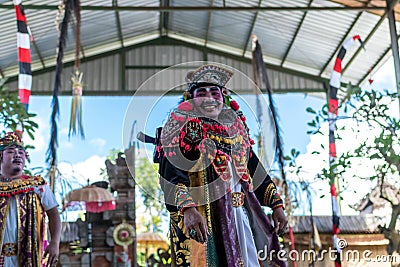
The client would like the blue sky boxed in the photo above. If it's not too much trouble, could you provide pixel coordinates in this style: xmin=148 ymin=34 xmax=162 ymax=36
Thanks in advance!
xmin=22 ymin=57 xmax=398 ymax=219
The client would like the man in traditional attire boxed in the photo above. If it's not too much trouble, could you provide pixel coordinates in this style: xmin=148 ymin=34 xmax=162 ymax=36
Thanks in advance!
xmin=157 ymin=64 xmax=288 ymax=266
xmin=0 ymin=132 xmax=61 ymax=266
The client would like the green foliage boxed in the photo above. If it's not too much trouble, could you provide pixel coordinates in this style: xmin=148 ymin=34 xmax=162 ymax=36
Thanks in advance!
xmin=105 ymin=148 xmax=122 ymax=163
xmin=281 ymin=148 xmax=314 ymax=214
xmin=302 ymin=90 xmax=400 ymax=185
xmin=348 ymin=90 xmax=400 ymax=172
xmin=99 ymin=148 xmax=123 ymax=180
xmin=0 ymin=80 xmax=38 ymax=175
xmin=306 ymin=107 xmax=317 ymax=114
xmin=135 ymin=157 xmax=167 ymax=233
xmin=286 ymin=89 xmax=400 ymax=227
xmin=0 ymin=80 xmax=38 ymax=139
xmin=301 ymin=88 xmax=400 ymax=255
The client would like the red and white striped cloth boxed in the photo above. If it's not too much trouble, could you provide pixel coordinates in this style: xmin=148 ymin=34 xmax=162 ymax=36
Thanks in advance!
xmin=329 ymin=34 xmax=363 ymax=267
xmin=14 ymin=0 xmax=32 ymax=110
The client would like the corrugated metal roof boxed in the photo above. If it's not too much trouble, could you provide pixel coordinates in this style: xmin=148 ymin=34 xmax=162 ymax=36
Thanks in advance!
xmin=291 ymin=215 xmax=381 ymax=234
xmin=1 ymin=0 xmax=399 ymax=96
xmin=5 ymin=44 xmax=324 ymax=95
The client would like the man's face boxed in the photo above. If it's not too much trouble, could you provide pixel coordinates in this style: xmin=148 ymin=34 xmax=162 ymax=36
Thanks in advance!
xmin=192 ymin=86 xmax=224 ymax=119
xmin=0 ymin=145 xmax=26 ymax=176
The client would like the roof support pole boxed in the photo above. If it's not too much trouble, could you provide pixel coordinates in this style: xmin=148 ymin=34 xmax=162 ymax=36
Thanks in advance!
xmin=386 ymin=0 xmax=400 ymax=117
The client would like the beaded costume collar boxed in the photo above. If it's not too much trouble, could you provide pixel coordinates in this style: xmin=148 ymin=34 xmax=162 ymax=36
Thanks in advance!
xmin=0 ymin=175 xmax=45 ymax=197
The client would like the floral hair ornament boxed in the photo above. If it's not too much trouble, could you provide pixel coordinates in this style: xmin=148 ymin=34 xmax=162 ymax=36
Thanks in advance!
xmin=178 ymin=101 xmax=193 ymax=111
xmin=0 ymin=132 xmax=25 ymax=151
xmin=230 ymin=100 xmax=240 ymax=111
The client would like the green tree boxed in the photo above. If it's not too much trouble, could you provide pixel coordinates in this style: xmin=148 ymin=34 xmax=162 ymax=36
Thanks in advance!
xmin=283 ymin=148 xmax=315 ymax=215
xmin=135 ymin=157 xmax=167 ymax=233
xmin=99 ymin=148 xmax=123 ymax=180
xmin=0 ymin=80 xmax=38 ymax=139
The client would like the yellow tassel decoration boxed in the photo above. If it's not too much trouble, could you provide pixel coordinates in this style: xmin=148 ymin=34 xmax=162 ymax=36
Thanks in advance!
xmin=69 ymin=69 xmax=84 ymax=139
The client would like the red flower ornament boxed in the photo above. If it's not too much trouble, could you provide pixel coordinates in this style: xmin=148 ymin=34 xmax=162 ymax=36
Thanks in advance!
xmin=178 ymin=101 xmax=193 ymax=111
xmin=230 ymin=100 xmax=240 ymax=111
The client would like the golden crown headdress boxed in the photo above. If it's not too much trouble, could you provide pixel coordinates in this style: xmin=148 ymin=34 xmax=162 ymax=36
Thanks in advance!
xmin=186 ymin=64 xmax=233 ymax=88
xmin=0 ymin=132 xmax=24 ymax=151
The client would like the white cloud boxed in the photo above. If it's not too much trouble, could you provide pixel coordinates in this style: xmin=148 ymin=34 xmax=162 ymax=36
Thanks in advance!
xmin=26 ymin=117 xmax=48 ymax=153
xmin=366 ymin=58 xmax=396 ymax=92
xmin=89 ymin=138 xmax=107 ymax=149
xmin=59 ymin=127 xmax=69 ymax=136
xmin=57 ymin=128 xmax=79 ymax=150
xmin=59 ymin=140 xmax=74 ymax=149
xmin=58 ymin=155 xmax=107 ymax=186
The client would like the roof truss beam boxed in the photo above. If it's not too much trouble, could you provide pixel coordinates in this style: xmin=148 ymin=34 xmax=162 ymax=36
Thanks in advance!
xmin=31 ymin=38 xmax=45 ymax=68
xmin=357 ymin=0 xmax=400 ymax=86
xmin=0 ymin=4 xmax=387 ymax=12
xmin=357 ymin=36 xmax=398 ymax=86
xmin=113 ymin=0 xmax=124 ymax=47
xmin=242 ymin=0 xmax=262 ymax=57
xmin=280 ymin=0 xmax=313 ymax=66
xmin=342 ymin=13 xmax=387 ymax=75
xmin=318 ymin=0 xmax=372 ymax=76
xmin=204 ymin=0 xmax=214 ymax=47
xmin=4 ymin=37 xmax=330 ymax=94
